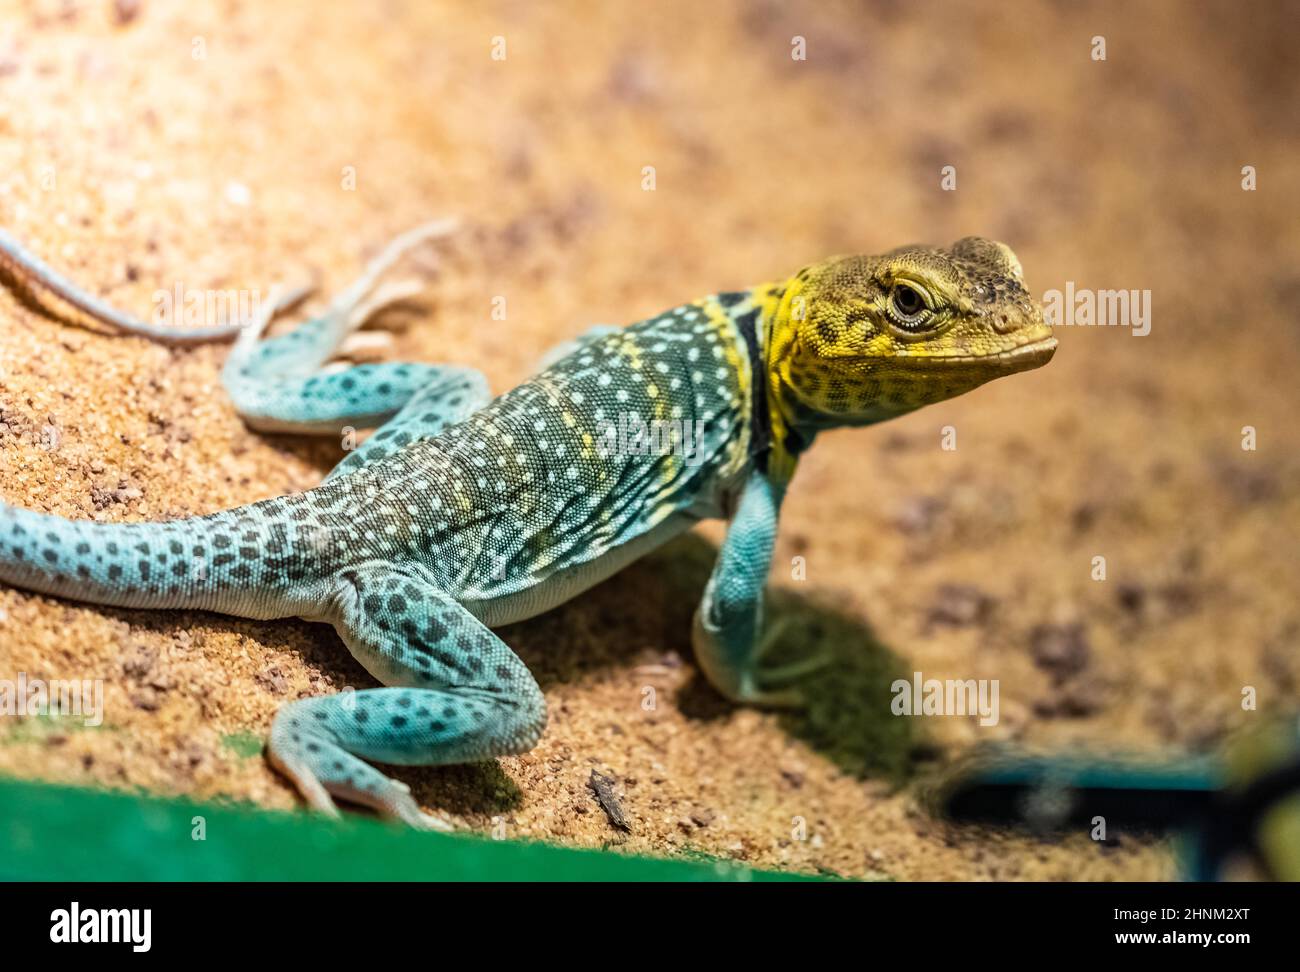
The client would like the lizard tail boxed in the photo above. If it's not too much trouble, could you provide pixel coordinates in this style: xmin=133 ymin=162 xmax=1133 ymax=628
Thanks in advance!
xmin=0 ymin=494 xmax=333 ymax=620
xmin=0 ymin=228 xmax=247 ymax=343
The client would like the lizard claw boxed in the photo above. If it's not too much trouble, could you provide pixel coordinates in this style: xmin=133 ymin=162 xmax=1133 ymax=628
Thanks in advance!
xmin=759 ymin=652 xmax=834 ymax=685
xmin=735 ymin=682 xmax=810 ymax=709
xmin=405 ymin=809 xmax=456 ymax=833
xmin=692 ymin=608 xmax=826 ymax=710
xmin=749 ymin=616 xmax=833 ymax=706
xmin=755 ymin=621 xmax=834 ymax=679
xmin=345 ymin=278 xmax=426 ymax=333
xmin=268 ymin=704 xmax=455 ymax=832
xmin=337 ymin=329 xmax=397 ymax=362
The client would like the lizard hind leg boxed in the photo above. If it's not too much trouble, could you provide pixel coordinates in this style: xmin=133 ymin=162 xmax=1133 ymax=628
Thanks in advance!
xmin=323 ymin=366 xmax=489 ymax=480
xmin=221 ymin=220 xmax=467 ymax=435
xmin=268 ymin=563 xmax=546 ymax=827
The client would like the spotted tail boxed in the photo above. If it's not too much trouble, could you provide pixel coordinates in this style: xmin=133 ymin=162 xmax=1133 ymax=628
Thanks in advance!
xmin=0 ymin=493 xmax=337 ymax=621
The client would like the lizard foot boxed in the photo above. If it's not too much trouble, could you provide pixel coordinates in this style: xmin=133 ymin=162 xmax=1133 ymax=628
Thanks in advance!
xmin=692 ymin=611 xmax=831 ymax=709
xmin=268 ymin=697 xmax=454 ymax=831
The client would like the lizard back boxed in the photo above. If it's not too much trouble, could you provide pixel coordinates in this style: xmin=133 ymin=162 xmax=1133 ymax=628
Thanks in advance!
xmin=358 ymin=296 xmax=761 ymax=617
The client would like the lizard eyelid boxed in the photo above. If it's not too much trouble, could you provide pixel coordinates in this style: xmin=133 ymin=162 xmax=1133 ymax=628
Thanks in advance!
xmin=886 ymin=281 xmax=937 ymax=331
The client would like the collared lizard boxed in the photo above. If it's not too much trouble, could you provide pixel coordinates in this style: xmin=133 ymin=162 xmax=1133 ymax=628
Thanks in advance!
xmin=0 ymin=224 xmax=1055 ymax=828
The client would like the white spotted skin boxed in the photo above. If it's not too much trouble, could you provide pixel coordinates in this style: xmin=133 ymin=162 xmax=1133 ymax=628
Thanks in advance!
xmin=367 ymin=299 xmax=759 ymax=612
xmin=0 ymin=296 xmax=761 ymax=625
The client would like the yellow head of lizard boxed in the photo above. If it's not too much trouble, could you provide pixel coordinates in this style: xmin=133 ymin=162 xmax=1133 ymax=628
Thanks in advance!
xmin=765 ymin=237 xmax=1055 ymax=448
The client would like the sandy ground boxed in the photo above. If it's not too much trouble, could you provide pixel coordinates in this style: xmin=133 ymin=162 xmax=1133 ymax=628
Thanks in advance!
xmin=0 ymin=0 xmax=1297 ymax=880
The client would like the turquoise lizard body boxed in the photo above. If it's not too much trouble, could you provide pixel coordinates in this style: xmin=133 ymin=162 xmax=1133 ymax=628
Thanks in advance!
xmin=0 ymin=225 xmax=1055 ymax=827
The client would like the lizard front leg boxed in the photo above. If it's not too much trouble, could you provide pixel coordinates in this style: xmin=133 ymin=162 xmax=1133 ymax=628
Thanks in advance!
xmin=692 ymin=470 xmax=828 ymax=707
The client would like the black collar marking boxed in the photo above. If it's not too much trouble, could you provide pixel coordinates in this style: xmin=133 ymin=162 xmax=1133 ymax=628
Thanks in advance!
xmin=736 ymin=308 xmax=772 ymax=471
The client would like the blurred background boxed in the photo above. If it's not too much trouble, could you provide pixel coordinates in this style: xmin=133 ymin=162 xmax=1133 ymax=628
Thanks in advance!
xmin=0 ymin=0 xmax=1297 ymax=879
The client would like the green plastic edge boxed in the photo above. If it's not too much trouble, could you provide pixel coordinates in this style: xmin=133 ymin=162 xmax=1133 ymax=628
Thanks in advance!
xmin=0 ymin=776 xmax=812 ymax=881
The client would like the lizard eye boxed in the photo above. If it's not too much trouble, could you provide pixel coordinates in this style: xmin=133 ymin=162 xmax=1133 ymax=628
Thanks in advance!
xmin=887 ymin=282 xmax=934 ymax=330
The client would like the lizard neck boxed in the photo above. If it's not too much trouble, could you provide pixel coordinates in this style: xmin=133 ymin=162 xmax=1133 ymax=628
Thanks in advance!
xmin=763 ymin=270 xmax=907 ymax=455
xmin=718 ymin=280 xmax=810 ymax=484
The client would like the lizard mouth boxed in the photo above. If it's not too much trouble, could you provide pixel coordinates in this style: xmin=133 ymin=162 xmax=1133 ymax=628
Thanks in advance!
xmin=990 ymin=335 xmax=1057 ymax=369
xmin=900 ymin=336 xmax=1058 ymax=371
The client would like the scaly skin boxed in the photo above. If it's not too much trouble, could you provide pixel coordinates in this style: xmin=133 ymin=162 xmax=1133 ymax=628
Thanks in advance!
xmin=0 ymin=227 xmax=1055 ymax=827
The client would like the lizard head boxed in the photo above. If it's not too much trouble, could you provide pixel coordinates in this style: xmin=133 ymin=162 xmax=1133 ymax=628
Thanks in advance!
xmin=768 ymin=237 xmax=1055 ymax=428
